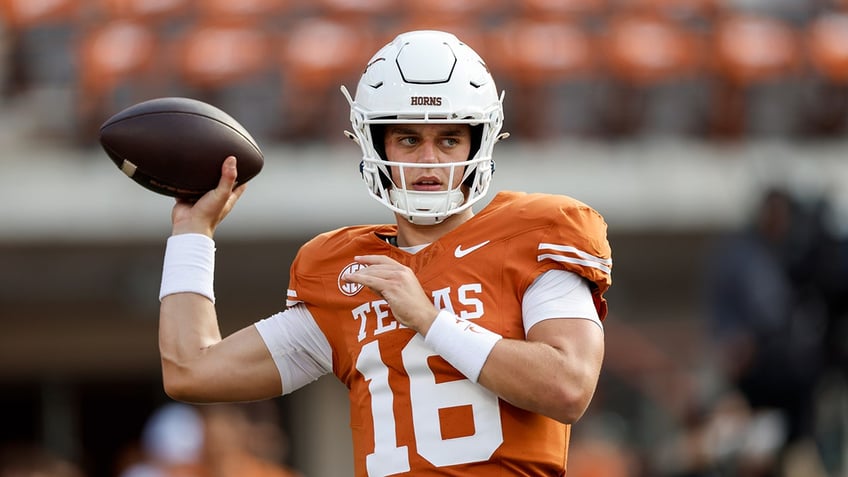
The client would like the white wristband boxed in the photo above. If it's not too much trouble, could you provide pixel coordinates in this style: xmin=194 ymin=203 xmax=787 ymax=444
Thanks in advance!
xmin=424 ymin=311 xmax=502 ymax=383
xmin=159 ymin=233 xmax=216 ymax=303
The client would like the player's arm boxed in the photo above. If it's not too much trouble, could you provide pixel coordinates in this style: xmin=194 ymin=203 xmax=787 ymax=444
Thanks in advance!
xmin=159 ymin=302 xmax=282 ymax=402
xmin=158 ymin=157 xmax=282 ymax=402
xmin=477 ymin=317 xmax=603 ymax=424
xmin=477 ymin=267 xmax=605 ymax=424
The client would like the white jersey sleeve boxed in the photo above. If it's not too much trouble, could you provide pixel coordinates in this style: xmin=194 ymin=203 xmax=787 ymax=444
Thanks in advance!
xmin=522 ymin=269 xmax=603 ymax=335
xmin=254 ymin=304 xmax=333 ymax=394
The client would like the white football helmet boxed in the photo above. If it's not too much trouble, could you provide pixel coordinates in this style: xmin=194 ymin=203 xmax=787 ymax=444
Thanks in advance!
xmin=342 ymin=30 xmax=506 ymax=225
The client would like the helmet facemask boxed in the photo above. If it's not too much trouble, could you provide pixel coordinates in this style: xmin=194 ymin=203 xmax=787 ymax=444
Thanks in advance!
xmin=342 ymin=30 xmax=506 ymax=225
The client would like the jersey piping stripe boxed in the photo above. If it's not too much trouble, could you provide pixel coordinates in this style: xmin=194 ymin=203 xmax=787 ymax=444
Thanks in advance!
xmin=538 ymin=253 xmax=612 ymax=274
xmin=537 ymin=243 xmax=612 ymax=274
xmin=286 ymin=289 xmax=300 ymax=308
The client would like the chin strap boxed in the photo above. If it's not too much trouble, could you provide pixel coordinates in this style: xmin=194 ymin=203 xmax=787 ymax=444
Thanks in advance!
xmin=389 ymin=188 xmax=466 ymax=225
xmin=406 ymin=215 xmax=441 ymax=226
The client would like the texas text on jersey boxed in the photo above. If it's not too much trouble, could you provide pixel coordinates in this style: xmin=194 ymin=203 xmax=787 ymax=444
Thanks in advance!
xmin=272 ymin=191 xmax=611 ymax=476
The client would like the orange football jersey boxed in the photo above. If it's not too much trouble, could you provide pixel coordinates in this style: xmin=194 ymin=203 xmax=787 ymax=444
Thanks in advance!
xmin=286 ymin=191 xmax=612 ymax=476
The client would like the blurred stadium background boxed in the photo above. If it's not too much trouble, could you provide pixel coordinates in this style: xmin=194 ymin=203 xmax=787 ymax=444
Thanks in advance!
xmin=1 ymin=0 xmax=847 ymax=475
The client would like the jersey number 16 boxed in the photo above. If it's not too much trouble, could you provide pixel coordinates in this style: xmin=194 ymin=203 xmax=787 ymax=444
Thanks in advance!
xmin=355 ymin=334 xmax=504 ymax=476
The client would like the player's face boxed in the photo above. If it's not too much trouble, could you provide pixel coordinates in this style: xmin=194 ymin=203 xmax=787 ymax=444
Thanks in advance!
xmin=383 ymin=124 xmax=472 ymax=191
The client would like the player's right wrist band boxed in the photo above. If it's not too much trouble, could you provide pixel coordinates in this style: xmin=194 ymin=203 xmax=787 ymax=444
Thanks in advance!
xmin=159 ymin=233 xmax=216 ymax=303
xmin=424 ymin=310 xmax=503 ymax=383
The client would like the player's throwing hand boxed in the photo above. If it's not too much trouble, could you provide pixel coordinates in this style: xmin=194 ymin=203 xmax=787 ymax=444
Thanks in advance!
xmin=171 ymin=156 xmax=246 ymax=238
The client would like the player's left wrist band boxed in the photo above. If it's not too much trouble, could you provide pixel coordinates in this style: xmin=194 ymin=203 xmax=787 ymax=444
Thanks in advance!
xmin=159 ymin=233 xmax=216 ymax=303
xmin=424 ymin=310 xmax=502 ymax=383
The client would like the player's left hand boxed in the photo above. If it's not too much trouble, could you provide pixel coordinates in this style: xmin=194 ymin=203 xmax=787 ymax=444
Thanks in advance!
xmin=343 ymin=255 xmax=439 ymax=335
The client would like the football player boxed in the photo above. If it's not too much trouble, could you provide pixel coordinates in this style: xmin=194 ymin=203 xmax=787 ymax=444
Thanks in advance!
xmin=158 ymin=30 xmax=612 ymax=476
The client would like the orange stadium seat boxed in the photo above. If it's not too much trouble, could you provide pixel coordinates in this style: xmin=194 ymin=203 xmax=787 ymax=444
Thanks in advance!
xmin=405 ymin=0 xmax=492 ymax=15
xmin=490 ymin=19 xmax=597 ymax=87
xmin=516 ymin=0 xmax=609 ymax=21
xmin=488 ymin=18 xmax=602 ymax=139
xmin=195 ymin=0 xmax=291 ymax=26
xmin=710 ymin=13 xmax=804 ymax=138
xmin=0 ymin=0 xmax=82 ymax=94
xmin=172 ymin=21 xmax=279 ymax=141
xmin=804 ymin=12 xmax=848 ymax=134
xmin=602 ymin=12 xmax=704 ymax=86
xmin=403 ymin=0 xmax=504 ymax=23
xmin=611 ymin=0 xmax=717 ymax=21
xmin=314 ymin=0 xmax=399 ymax=26
xmin=175 ymin=23 xmax=272 ymax=91
xmin=93 ymin=0 xmax=193 ymax=42
xmin=277 ymin=17 xmax=377 ymax=141
xmin=599 ymin=11 xmax=709 ymax=137
xmin=76 ymin=19 xmax=159 ymax=143
xmin=0 ymin=0 xmax=80 ymax=29
xmin=95 ymin=0 xmax=192 ymax=23
xmin=807 ymin=13 xmax=848 ymax=84
xmin=712 ymin=15 xmax=802 ymax=84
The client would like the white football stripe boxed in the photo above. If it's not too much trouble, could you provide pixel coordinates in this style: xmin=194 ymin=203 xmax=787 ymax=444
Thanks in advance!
xmin=537 ymin=253 xmax=612 ymax=274
xmin=538 ymin=243 xmax=612 ymax=265
xmin=537 ymin=243 xmax=612 ymax=274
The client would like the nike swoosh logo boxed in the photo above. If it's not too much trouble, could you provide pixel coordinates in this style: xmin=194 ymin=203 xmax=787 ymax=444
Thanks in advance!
xmin=454 ymin=240 xmax=491 ymax=258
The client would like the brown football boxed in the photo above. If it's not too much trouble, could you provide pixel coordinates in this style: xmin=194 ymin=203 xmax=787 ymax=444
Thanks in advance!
xmin=99 ymin=97 xmax=264 ymax=199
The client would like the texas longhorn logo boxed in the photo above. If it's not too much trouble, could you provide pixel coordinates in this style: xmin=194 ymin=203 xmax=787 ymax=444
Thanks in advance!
xmin=338 ymin=262 xmax=366 ymax=296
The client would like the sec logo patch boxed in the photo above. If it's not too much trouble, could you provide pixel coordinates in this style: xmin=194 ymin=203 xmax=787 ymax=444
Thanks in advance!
xmin=338 ymin=262 xmax=366 ymax=296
